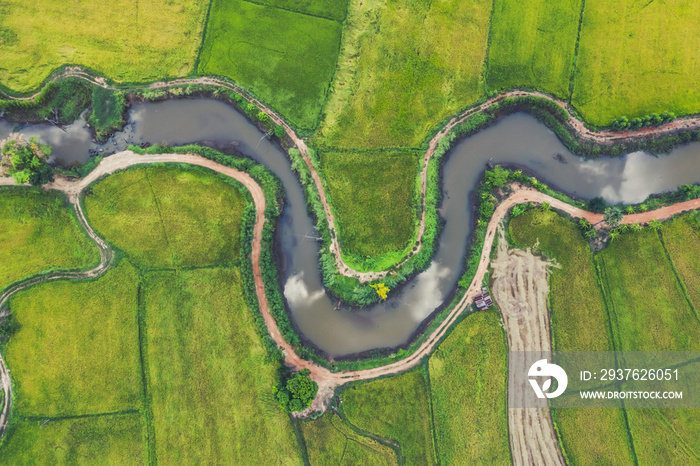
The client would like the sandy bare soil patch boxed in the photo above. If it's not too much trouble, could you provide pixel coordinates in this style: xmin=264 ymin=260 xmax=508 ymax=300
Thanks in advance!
xmin=491 ymin=229 xmax=565 ymax=466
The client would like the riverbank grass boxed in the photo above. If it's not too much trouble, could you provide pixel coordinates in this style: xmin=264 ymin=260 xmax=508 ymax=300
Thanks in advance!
xmin=84 ymin=165 xmax=246 ymax=269
xmin=572 ymin=0 xmax=700 ymax=125
xmin=315 ymin=0 xmax=492 ymax=148
xmin=318 ymin=149 xmax=420 ymax=267
xmin=429 ymin=310 xmax=510 ymax=464
xmin=486 ymin=0 xmax=581 ymax=98
xmin=340 ymin=369 xmax=436 ymax=465
xmin=0 ymin=0 xmax=209 ymax=92
xmin=0 ymin=187 xmax=98 ymax=292
xmin=198 ymin=0 xmax=342 ymax=130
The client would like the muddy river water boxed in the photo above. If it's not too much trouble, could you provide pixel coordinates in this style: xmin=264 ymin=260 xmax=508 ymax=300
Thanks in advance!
xmin=2 ymin=99 xmax=700 ymax=357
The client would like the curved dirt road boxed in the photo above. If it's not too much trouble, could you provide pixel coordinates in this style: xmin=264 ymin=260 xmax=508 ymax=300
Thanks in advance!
xmin=1 ymin=151 xmax=700 ymax=430
xmin=3 ymin=67 xmax=699 ymax=282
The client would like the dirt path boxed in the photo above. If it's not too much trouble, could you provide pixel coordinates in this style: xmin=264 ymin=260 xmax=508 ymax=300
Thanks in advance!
xmin=491 ymin=230 xmax=565 ymax=466
xmin=3 ymin=67 xmax=699 ymax=282
xmin=0 ymin=152 xmax=699 ymax=432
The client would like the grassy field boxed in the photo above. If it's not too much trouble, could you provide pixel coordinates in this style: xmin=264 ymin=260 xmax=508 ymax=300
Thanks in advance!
xmin=428 ymin=310 xmax=510 ymax=464
xmin=625 ymin=408 xmax=700 ymax=465
xmin=300 ymin=411 xmax=397 ymax=465
xmin=596 ymin=228 xmax=700 ymax=352
xmin=319 ymin=150 xmax=420 ymax=266
xmin=315 ymin=0 xmax=493 ymax=149
xmin=572 ymin=0 xmax=700 ymax=125
xmin=509 ymin=210 xmax=634 ymax=465
xmin=248 ymin=0 xmax=348 ymax=21
xmin=659 ymin=212 xmax=700 ymax=316
xmin=4 ymin=261 xmax=142 ymax=416
xmin=0 ymin=0 xmax=209 ymax=92
xmin=0 ymin=414 xmax=147 ymax=465
xmin=198 ymin=0 xmax=342 ymax=130
xmin=341 ymin=369 xmax=435 ymax=465
xmin=84 ymin=165 xmax=246 ymax=268
xmin=486 ymin=0 xmax=581 ymax=98
xmin=0 ymin=187 xmax=98 ymax=292
xmin=143 ymin=267 xmax=301 ymax=464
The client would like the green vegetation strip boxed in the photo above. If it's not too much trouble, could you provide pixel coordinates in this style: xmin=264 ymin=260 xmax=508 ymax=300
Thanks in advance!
xmin=142 ymin=268 xmax=301 ymax=464
xmin=572 ymin=0 xmax=700 ymax=125
xmin=4 ymin=261 xmax=142 ymax=417
xmin=429 ymin=310 xmax=510 ymax=464
xmin=316 ymin=0 xmax=493 ymax=148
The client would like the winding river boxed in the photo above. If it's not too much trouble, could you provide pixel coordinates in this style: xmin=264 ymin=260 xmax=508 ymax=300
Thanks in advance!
xmin=2 ymin=99 xmax=700 ymax=357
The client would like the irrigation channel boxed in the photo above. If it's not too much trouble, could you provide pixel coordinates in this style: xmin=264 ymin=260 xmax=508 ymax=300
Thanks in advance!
xmin=3 ymin=101 xmax=700 ymax=358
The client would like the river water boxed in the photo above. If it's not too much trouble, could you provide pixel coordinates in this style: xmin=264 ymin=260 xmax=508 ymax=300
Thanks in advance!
xmin=2 ymin=98 xmax=700 ymax=356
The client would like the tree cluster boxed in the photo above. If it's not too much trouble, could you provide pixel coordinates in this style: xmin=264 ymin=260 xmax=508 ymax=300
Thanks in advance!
xmin=0 ymin=134 xmax=53 ymax=185
xmin=611 ymin=112 xmax=675 ymax=131
xmin=275 ymin=369 xmax=318 ymax=413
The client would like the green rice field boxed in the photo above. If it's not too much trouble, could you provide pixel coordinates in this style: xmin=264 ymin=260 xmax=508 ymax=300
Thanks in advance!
xmin=0 ymin=0 xmax=209 ymax=92
xmin=429 ymin=310 xmax=510 ymax=464
xmin=198 ymin=0 xmax=343 ymax=130
xmin=487 ymin=0 xmax=581 ymax=98
xmin=340 ymin=370 xmax=436 ymax=465
xmin=0 ymin=187 xmax=98 ymax=292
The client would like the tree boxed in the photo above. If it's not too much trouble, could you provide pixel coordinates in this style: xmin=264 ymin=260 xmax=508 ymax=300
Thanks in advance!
xmin=0 ymin=134 xmax=53 ymax=186
xmin=485 ymin=165 xmax=509 ymax=188
xmin=275 ymin=369 xmax=318 ymax=413
xmin=604 ymin=206 xmax=624 ymax=228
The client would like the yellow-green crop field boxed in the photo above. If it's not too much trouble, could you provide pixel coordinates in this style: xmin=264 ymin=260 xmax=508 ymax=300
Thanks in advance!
xmin=0 ymin=166 xmax=300 ymax=463
xmin=429 ymin=310 xmax=510 ymax=464
xmin=487 ymin=0 xmax=581 ymax=99
xmin=0 ymin=187 xmax=98 ymax=292
xmin=572 ymin=0 xmax=700 ymax=125
xmin=0 ymin=0 xmax=209 ymax=92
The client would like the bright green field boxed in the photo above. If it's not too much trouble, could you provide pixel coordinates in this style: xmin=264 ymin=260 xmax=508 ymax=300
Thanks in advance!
xmin=341 ymin=370 xmax=435 ymax=465
xmin=4 ymin=261 xmax=142 ymax=417
xmin=596 ymin=228 xmax=700 ymax=352
xmin=84 ymin=165 xmax=246 ymax=269
xmin=429 ymin=310 xmax=510 ymax=465
xmin=316 ymin=0 xmax=493 ymax=149
xmin=0 ymin=188 xmax=98 ymax=292
xmin=319 ymin=150 xmax=420 ymax=266
xmin=572 ymin=0 xmax=700 ymax=125
xmin=300 ymin=411 xmax=397 ymax=465
xmin=198 ymin=0 xmax=342 ymax=130
xmin=0 ymin=0 xmax=208 ymax=92
xmin=0 ymin=414 xmax=147 ymax=465
xmin=660 ymin=212 xmax=700 ymax=316
xmin=143 ymin=268 xmax=301 ymax=464
xmin=487 ymin=0 xmax=581 ymax=98
xmin=248 ymin=0 xmax=348 ymax=21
